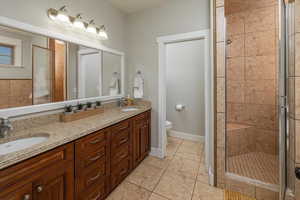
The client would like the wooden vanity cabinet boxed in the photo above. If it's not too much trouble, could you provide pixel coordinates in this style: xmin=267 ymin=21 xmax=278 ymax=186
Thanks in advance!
xmin=75 ymin=128 xmax=110 ymax=200
xmin=110 ymin=119 xmax=132 ymax=190
xmin=0 ymin=110 xmax=151 ymax=200
xmin=0 ymin=143 xmax=74 ymax=200
xmin=132 ymin=111 xmax=151 ymax=168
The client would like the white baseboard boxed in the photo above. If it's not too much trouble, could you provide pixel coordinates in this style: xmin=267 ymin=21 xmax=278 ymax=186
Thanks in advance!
xmin=169 ymin=130 xmax=204 ymax=142
xmin=150 ymin=147 xmax=164 ymax=158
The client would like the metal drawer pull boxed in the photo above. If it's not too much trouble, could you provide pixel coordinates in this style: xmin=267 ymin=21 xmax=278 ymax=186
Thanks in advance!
xmin=120 ymin=168 xmax=127 ymax=175
xmin=23 ymin=194 xmax=31 ymax=200
xmin=91 ymin=192 xmax=101 ymax=200
xmin=89 ymin=138 xmax=102 ymax=144
xmin=88 ymin=172 xmax=102 ymax=183
xmin=119 ymin=138 xmax=128 ymax=144
xmin=120 ymin=152 xmax=127 ymax=159
xmin=37 ymin=185 xmax=43 ymax=193
xmin=89 ymin=155 xmax=102 ymax=162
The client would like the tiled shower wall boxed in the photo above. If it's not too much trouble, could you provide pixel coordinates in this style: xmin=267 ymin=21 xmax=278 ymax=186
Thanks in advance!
xmin=226 ymin=1 xmax=279 ymax=156
xmin=214 ymin=0 xmax=280 ymax=199
xmin=0 ymin=79 xmax=32 ymax=109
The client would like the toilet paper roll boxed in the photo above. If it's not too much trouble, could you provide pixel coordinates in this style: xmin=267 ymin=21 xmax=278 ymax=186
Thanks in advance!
xmin=175 ymin=104 xmax=185 ymax=111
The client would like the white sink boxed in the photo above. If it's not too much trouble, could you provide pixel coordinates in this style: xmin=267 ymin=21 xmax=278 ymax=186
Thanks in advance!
xmin=121 ymin=107 xmax=140 ymax=112
xmin=0 ymin=135 xmax=49 ymax=156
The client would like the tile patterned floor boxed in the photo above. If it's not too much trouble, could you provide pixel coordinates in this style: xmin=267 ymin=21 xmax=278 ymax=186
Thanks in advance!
xmin=106 ymin=136 xmax=225 ymax=200
xmin=227 ymin=152 xmax=279 ymax=185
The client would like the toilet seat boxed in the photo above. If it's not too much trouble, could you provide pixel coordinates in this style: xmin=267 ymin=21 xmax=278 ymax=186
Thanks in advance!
xmin=166 ymin=121 xmax=172 ymax=129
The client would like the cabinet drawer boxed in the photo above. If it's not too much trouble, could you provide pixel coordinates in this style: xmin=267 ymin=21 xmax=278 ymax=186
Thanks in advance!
xmin=111 ymin=129 xmax=130 ymax=150
xmin=111 ymin=157 xmax=130 ymax=189
xmin=76 ymin=129 xmax=107 ymax=155
xmin=78 ymin=180 xmax=105 ymax=200
xmin=76 ymin=159 xmax=106 ymax=192
xmin=111 ymin=120 xmax=130 ymax=134
xmin=111 ymin=143 xmax=130 ymax=166
xmin=76 ymin=146 xmax=106 ymax=173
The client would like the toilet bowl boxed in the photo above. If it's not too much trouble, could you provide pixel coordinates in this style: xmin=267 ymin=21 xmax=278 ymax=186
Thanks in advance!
xmin=166 ymin=121 xmax=173 ymax=144
xmin=166 ymin=120 xmax=173 ymax=130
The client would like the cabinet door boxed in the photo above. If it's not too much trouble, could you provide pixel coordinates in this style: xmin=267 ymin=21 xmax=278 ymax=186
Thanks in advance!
xmin=33 ymin=165 xmax=74 ymax=200
xmin=0 ymin=183 xmax=32 ymax=200
xmin=133 ymin=112 xmax=150 ymax=167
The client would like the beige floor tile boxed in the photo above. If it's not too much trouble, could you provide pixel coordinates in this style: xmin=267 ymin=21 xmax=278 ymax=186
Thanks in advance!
xmin=166 ymin=141 xmax=180 ymax=158
xmin=177 ymin=140 xmax=203 ymax=155
xmin=154 ymin=171 xmax=195 ymax=200
xmin=192 ymin=181 xmax=224 ymax=200
xmin=166 ymin=156 xmax=200 ymax=180
xmin=126 ymin=163 xmax=164 ymax=191
xmin=142 ymin=156 xmax=171 ymax=170
xmin=107 ymin=181 xmax=151 ymax=200
xmin=168 ymin=136 xmax=183 ymax=145
xmin=149 ymin=193 xmax=170 ymax=200
xmin=175 ymin=151 xmax=202 ymax=161
xmin=197 ymin=164 xmax=209 ymax=184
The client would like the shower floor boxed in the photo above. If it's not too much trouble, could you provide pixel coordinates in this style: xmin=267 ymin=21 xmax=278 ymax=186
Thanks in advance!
xmin=227 ymin=152 xmax=279 ymax=185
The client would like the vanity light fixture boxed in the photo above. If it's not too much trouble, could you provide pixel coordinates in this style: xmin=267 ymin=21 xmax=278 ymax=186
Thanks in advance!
xmin=73 ymin=14 xmax=85 ymax=29
xmin=47 ymin=6 xmax=108 ymax=40
xmin=86 ymin=20 xmax=97 ymax=34
xmin=48 ymin=6 xmax=71 ymax=24
xmin=98 ymin=25 xmax=108 ymax=40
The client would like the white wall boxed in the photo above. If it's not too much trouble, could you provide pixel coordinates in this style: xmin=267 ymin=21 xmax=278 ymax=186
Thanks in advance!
xmin=0 ymin=0 xmax=126 ymax=53
xmin=125 ymin=0 xmax=210 ymax=147
xmin=166 ymin=39 xmax=205 ymax=136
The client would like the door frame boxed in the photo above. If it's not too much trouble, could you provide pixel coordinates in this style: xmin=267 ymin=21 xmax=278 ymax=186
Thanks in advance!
xmin=157 ymin=30 xmax=214 ymax=184
xmin=77 ymin=48 xmax=103 ymax=99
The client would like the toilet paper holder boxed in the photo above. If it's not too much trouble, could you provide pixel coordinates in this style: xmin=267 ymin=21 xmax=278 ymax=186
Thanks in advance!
xmin=175 ymin=104 xmax=185 ymax=112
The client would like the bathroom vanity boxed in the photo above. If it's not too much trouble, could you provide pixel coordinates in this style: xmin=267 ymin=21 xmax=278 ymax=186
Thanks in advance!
xmin=0 ymin=107 xmax=151 ymax=200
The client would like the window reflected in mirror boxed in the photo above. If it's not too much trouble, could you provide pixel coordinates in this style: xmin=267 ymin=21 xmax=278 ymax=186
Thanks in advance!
xmin=0 ymin=25 xmax=123 ymax=109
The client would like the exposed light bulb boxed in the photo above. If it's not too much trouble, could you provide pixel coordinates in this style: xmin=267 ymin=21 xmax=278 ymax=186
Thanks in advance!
xmin=87 ymin=20 xmax=97 ymax=34
xmin=73 ymin=14 xmax=85 ymax=29
xmin=99 ymin=26 xmax=108 ymax=40
xmin=56 ymin=6 xmax=71 ymax=24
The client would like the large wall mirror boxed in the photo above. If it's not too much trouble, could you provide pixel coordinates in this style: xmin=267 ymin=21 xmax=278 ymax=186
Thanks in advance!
xmin=0 ymin=25 xmax=124 ymax=110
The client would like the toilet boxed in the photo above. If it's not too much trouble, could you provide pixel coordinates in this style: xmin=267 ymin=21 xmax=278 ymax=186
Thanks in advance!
xmin=166 ymin=121 xmax=173 ymax=143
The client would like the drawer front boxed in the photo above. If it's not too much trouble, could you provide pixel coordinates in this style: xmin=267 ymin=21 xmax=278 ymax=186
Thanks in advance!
xmin=111 ymin=157 xmax=130 ymax=189
xmin=111 ymin=143 xmax=130 ymax=166
xmin=76 ymin=146 xmax=106 ymax=173
xmin=76 ymin=129 xmax=107 ymax=155
xmin=77 ymin=159 xmax=106 ymax=192
xmin=111 ymin=129 xmax=130 ymax=151
xmin=111 ymin=120 xmax=130 ymax=134
xmin=78 ymin=180 xmax=105 ymax=200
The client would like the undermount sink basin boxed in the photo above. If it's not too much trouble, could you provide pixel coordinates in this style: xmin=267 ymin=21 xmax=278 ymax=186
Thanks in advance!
xmin=0 ymin=134 xmax=49 ymax=156
xmin=121 ymin=107 xmax=140 ymax=112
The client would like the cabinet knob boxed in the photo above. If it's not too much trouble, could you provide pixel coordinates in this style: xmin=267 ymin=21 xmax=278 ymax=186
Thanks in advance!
xmin=37 ymin=185 xmax=43 ymax=193
xmin=23 ymin=194 xmax=31 ymax=200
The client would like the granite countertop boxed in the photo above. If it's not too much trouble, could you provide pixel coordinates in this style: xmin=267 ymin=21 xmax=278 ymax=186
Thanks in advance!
xmin=0 ymin=104 xmax=151 ymax=170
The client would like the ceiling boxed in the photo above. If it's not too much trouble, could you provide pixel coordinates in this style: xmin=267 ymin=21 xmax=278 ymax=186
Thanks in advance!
xmin=108 ymin=0 xmax=166 ymax=14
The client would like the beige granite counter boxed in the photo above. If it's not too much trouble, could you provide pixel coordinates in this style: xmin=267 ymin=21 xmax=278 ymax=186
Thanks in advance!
xmin=0 ymin=103 xmax=151 ymax=170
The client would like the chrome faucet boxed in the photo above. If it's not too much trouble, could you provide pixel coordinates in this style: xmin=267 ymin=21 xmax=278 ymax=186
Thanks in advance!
xmin=0 ymin=117 xmax=13 ymax=138
xmin=117 ymin=97 xmax=127 ymax=107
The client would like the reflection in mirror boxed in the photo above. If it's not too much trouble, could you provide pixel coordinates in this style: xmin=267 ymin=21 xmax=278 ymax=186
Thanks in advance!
xmin=0 ymin=25 xmax=123 ymax=110
xmin=102 ymin=51 xmax=122 ymax=96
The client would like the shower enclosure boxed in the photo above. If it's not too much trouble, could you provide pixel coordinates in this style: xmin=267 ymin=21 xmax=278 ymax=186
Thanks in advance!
xmin=224 ymin=0 xmax=289 ymax=198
